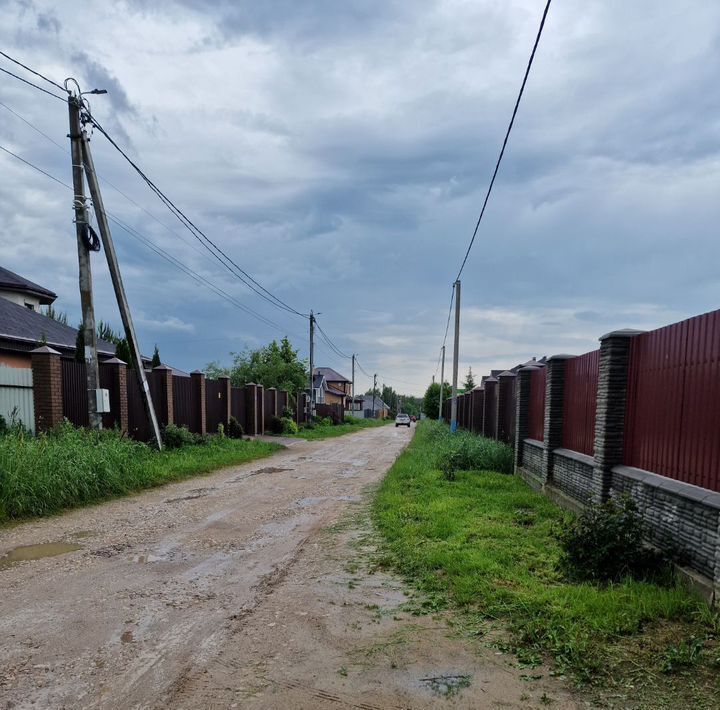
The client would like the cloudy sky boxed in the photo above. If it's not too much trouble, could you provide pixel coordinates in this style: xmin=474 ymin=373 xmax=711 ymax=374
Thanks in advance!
xmin=1 ymin=0 xmax=719 ymax=396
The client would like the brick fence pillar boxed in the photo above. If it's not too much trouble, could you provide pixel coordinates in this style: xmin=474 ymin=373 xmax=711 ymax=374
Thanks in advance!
xmin=245 ymin=383 xmax=258 ymax=435
xmin=30 ymin=346 xmax=64 ymax=433
xmin=256 ymin=384 xmax=265 ymax=435
xmin=543 ymin=354 xmax=574 ymax=485
xmin=219 ymin=375 xmax=231 ymax=428
xmin=591 ymin=329 xmax=645 ymax=503
xmin=190 ymin=370 xmax=206 ymax=435
xmin=104 ymin=357 xmax=128 ymax=432
xmin=514 ymin=366 xmax=537 ymax=471
xmin=152 ymin=364 xmax=174 ymax=427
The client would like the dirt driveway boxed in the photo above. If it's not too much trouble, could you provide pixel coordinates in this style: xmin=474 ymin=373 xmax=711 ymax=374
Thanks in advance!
xmin=0 ymin=425 xmax=579 ymax=709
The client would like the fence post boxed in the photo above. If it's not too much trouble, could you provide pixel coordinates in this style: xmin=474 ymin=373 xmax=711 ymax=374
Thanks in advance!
xmin=219 ymin=375 xmax=231 ymax=429
xmin=542 ymin=354 xmax=574 ymax=485
xmin=256 ymin=384 xmax=265 ymax=435
xmin=105 ymin=357 xmax=128 ymax=432
xmin=591 ymin=329 xmax=645 ymax=503
xmin=514 ymin=366 xmax=536 ymax=471
xmin=190 ymin=370 xmax=206 ymax=435
xmin=152 ymin=364 xmax=174 ymax=427
xmin=30 ymin=346 xmax=64 ymax=433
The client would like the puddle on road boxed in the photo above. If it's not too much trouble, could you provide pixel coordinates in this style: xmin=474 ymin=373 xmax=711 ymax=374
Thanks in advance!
xmin=0 ymin=542 xmax=82 ymax=571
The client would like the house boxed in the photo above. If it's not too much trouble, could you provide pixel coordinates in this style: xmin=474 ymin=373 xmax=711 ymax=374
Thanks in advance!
xmin=310 ymin=367 xmax=352 ymax=408
xmin=346 ymin=394 xmax=391 ymax=419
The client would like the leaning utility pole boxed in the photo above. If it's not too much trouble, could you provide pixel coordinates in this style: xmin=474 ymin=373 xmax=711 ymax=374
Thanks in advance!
xmin=438 ymin=345 xmax=445 ymax=420
xmin=308 ymin=310 xmax=315 ymax=417
xmin=450 ymin=280 xmax=461 ymax=433
xmin=68 ymin=93 xmax=101 ymax=430
xmin=372 ymin=373 xmax=377 ymax=418
xmin=79 ymin=121 xmax=163 ymax=449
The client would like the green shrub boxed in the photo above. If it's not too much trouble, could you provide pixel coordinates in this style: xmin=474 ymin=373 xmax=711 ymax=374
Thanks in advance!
xmin=227 ymin=416 xmax=244 ymax=439
xmin=344 ymin=415 xmax=361 ymax=425
xmin=318 ymin=416 xmax=333 ymax=427
xmin=269 ymin=415 xmax=284 ymax=435
xmin=556 ymin=496 xmax=670 ymax=583
xmin=281 ymin=417 xmax=298 ymax=434
xmin=162 ymin=424 xmax=196 ymax=449
xmin=0 ymin=414 xmax=6 ymax=435
xmin=282 ymin=406 xmax=294 ymax=419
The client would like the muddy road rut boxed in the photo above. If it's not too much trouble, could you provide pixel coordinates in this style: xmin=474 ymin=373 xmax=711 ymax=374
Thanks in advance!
xmin=0 ymin=425 xmax=578 ymax=709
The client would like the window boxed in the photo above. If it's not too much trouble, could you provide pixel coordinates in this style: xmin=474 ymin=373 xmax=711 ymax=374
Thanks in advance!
xmin=25 ymin=302 xmax=35 ymax=311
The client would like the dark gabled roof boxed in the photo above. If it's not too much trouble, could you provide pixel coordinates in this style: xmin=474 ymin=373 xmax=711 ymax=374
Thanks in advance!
xmin=315 ymin=366 xmax=350 ymax=383
xmin=0 ymin=266 xmax=57 ymax=305
xmin=0 ymin=296 xmax=116 ymax=355
xmin=326 ymin=385 xmax=347 ymax=397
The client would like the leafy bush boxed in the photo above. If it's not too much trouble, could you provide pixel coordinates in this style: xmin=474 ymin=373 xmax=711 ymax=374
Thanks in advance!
xmin=281 ymin=417 xmax=298 ymax=434
xmin=227 ymin=416 xmax=244 ymax=439
xmin=432 ymin=425 xmax=514 ymax=480
xmin=344 ymin=415 xmax=362 ymax=425
xmin=282 ymin=406 xmax=294 ymax=419
xmin=162 ymin=424 xmax=196 ymax=449
xmin=318 ymin=416 xmax=333 ymax=427
xmin=0 ymin=414 xmax=6 ymax=435
xmin=556 ymin=496 xmax=669 ymax=583
xmin=269 ymin=415 xmax=284 ymax=434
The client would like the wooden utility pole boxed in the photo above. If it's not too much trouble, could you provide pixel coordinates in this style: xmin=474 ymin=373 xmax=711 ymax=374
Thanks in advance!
xmin=308 ymin=310 xmax=315 ymax=418
xmin=438 ymin=345 xmax=445 ymax=420
xmin=450 ymin=280 xmax=461 ymax=432
xmin=79 ymin=125 xmax=163 ymax=449
xmin=68 ymin=94 xmax=101 ymax=430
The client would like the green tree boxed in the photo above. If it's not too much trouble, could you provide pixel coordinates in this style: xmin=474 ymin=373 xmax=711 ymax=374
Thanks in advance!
xmin=463 ymin=366 xmax=475 ymax=391
xmin=97 ymin=320 xmax=122 ymax=345
xmin=207 ymin=337 xmax=307 ymax=393
xmin=423 ymin=381 xmax=451 ymax=419
xmin=74 ymin=323 xmax=85 ymax=363
xmin=115 ymin=338 xmax=134 ymax=368
xmin=204 ymin=361 xmax=230 ymax=379
xmin=151 ymin=344 xmax=161 ymax=368
xmin=44 ymin=305 xmax=68 ymax=325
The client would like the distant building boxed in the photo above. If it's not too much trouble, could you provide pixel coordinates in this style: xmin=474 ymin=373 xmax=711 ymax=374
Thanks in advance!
xmin=346 ymin=394 xmax=390 ymax=419
xmin=309 ymin=366 xmax=352 ymax=408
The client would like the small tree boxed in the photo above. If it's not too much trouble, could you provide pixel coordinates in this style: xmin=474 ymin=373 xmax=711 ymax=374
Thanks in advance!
xmin=44 ymin=305 xmax=68 ymax=325
xmin=422 ymin=381 xmax=451 ymax=419
xmin=74 ymin=324 xmax=85 ymax=363
xmin=463 ymin=367 xmax=475 ymax=391
xmin=151 ymin=344 xmax=161 ymax=368
xmin=115 ymin=338 xmax=133 ymax=368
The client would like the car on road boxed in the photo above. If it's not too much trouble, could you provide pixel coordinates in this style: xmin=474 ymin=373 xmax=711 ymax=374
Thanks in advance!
xmin=395 ymin=413 xmax=411 ymax=427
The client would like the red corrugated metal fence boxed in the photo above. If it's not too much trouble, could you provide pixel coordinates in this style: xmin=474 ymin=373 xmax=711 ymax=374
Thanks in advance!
xmin=528 ymin=367 xmax=546 ymax=441
xmin=562 ymin=349 xmax=599 ymax=456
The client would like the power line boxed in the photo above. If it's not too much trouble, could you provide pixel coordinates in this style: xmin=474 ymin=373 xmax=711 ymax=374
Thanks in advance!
xmin=0 ymin=140 xmax=307 ymax=337
xmin=0 ymin=50 xmax=66 ymax=92
xmin=314 ymin=319 xmax=352 ymax=359
xmin=0 ymin=64 xmax=66 ymax=102
xmin=454 ymin=0 xmax=552 ymax=281
xmin=85 ymin=112 xmax=309 ymax=319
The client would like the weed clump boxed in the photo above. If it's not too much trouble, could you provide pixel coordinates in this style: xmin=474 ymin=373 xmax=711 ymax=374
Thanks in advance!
xmin=281 ymin=417 xmax=298 ymax=435
xmin=268 ymin=415 xmax=284 ymax=435
xmin=556 ymin=496 xmax=670 ymax=584
xmin=227 ymin=416 xmax=244 ymax=439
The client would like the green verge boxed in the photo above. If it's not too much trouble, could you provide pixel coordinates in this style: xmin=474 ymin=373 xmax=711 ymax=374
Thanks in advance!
xmin=291 ymin=418 xmax=389 ymax=441
xmin=373 ymin=421 xmax=719 ymax=704
xmin=0 ymin=423 xmax=281 ymax=522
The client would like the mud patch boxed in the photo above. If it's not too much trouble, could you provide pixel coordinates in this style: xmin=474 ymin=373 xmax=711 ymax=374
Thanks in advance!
xmin=254 ymin=467 xmax=293 ymax=474
xmin=92 ymin=542 xmax=132 ymax=558
xmin=418 ymin=673 xmax=473 ymax=698
xmin=0 ymin=542 xmax=82 ymax=571
xmin=166 ymin=487 xmax=217 ymax=503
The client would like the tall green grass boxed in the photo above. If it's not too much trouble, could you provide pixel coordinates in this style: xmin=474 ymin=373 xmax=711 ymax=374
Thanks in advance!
xmin=373 ymin=421 xmax=711 ymax=685
xmin=0 ymin=422 xmax=281 ymax=521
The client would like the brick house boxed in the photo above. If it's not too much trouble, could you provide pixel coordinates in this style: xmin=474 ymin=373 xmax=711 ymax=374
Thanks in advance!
xmin=312 ymin=367 xmax=351 ymax=408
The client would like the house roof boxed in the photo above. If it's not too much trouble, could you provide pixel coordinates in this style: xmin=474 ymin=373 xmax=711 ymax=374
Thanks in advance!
xmin=315 ymin=366 xmax=350 ymax=383
xmin=0 ymin=296 xmax=116 ymax=356
xmin=0 ymin=266 xmax=57 ymax=305
xmin=358 ymin=394 xmax=390 ymax=410
xmin=312 ymin=373 xmax=325 ymax=389
xmin=326 ymin=385 xmax=347 ymax=397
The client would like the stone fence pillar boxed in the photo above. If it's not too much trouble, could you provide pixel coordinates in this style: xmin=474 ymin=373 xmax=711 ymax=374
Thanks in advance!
xmin=591 ymin=329 xmax=644 ymax=503
xmin=219 ymin=375 xmax=231 ymax=428
xmin=542 ymin=354 xmax=574 ymax=485
xmin=514 ymin=366 xmax=537 ymax=471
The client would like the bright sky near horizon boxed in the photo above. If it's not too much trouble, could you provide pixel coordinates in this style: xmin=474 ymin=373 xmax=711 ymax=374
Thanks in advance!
xmin=1 ymin=0 xmax=719 ymax=396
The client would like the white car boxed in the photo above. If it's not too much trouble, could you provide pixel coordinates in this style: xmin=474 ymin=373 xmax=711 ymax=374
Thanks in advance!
xmin=395 ymin=413 xmax=411 ymax=427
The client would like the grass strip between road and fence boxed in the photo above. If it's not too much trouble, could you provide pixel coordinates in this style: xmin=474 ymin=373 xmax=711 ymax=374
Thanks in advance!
xmin=373 ymin=420 xmax=719 ymax=704
xmin=0 ymin=422 xmax=282 ymax=522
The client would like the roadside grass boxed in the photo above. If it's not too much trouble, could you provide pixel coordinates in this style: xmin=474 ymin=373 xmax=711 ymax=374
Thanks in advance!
xmin=373 ymin=421 xmax=720 ymax=705
xmin=291 ymin=418 xmax=389 ymax=441
xmin=0 ymin=423 xmax=281 ymax=522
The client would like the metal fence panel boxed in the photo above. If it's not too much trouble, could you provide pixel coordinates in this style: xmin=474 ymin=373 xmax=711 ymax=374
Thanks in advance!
xmin=528 ymin=368 xmax=546 ymax=442
xmin=61 ymin=360 xmax=88 ymax=427
xmin=173 ymin=375 xmax=193 ymax=429
xmin=205 ymin=379 xmax=225 ymax=434
xmin=562 ymin=349 xmax=599 ymax=455
xmin=0 ymin=365 xmax=34 ymax=433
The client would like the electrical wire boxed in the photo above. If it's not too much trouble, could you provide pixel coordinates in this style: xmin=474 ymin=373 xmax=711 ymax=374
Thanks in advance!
xmin=0 ymin=64 xmax=66 ymax=101
xmin=314 ymin=319 xmax=352 ymax=359
xmin=0 ymin=50 xmax=66 ymax=92
xmin=454 ymin=0 xmax=551 ymax=281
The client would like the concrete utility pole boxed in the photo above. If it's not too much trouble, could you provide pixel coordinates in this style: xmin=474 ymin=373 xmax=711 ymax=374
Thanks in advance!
xmin=438 ymin=344 xmax=445 ymax=420
xmin=308 ymin=310 xmax=315 ymax=417
xmin=450 ymin=280 xmax=461 ymax=433
xmin=372 ymin=373 xmax=377 ymax=418
xmin=351 ymin=353 xmax=355 ymax=411
xmin=79 ymin=123 xmax=163 ymax=449
xmin=68 ymin=93 xmax=101 ymax=430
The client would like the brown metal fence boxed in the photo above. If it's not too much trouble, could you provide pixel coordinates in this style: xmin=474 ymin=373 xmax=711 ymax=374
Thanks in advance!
xmin=528 ymin=368 xmax=546 ymax=442
xmin=61 ymin=360 xmax=88 ymax=427
xmin=205 ymin=379 xmax=226 ymax=434
xmin=173 ymin=375 xmax=192 ymax=429
xmin=562 ymin=350 xmax=599 ymax=455
xmin=624 ymin=310 xmax=720 ymax=491
xmin=316 ymin=402 xmax=344 ymax=424
xmin=498 ymin=376 xmax=516 ymax=444
xmin=230 ymin=387 xmax=246 ymax=431
xmin=484 ymin=382 xmax=497 ymax=438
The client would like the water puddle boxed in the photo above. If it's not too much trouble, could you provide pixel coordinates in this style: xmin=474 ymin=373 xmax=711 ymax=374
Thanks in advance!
xmin=0 ymin=541 xmax=82 ymax=571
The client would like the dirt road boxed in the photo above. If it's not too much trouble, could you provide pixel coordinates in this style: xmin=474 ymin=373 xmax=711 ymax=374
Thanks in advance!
xmin=0 ymin=425 xmax=578 ymax=709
